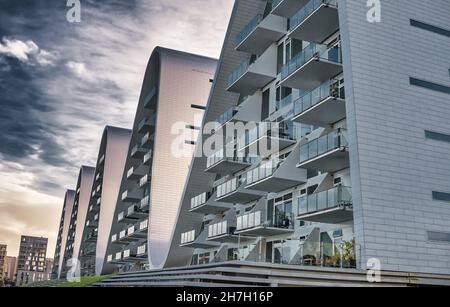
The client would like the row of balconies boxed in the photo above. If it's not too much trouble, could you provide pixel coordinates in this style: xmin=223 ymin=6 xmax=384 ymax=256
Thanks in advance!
xmin=236 ymin=0 xmax=339 ymax=56
xmin=107 ymin=242 xmax=147 ymax=265
xmin=111 ymin=219 xmax=149 ymax=245
xmin=182 ymin=185 xmax=352 ymax=249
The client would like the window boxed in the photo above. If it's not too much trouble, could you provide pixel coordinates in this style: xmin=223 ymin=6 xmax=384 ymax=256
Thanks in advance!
xmin=425 ymin=130 xmax=450 ymax=143
xmin=432 ymin=191 xmax=450 ymax=202
xmin=410 ymin=77 xmax=450 ymax=94
xmin=428 ymin=231 xmax=450 ymax=243
xmin=410 ymin=19 xmax=450 ymax=38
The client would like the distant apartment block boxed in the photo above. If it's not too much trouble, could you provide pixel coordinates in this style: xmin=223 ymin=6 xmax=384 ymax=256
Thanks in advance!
xmin=3 ymin=256 xmax=17 ymax=282
xmin=16 ymin=236 xmax=49 ymax=286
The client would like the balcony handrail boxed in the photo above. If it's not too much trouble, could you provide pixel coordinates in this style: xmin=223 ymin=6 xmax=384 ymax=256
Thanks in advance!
xmin=227 ymin=60 xmax=251 ymax=88
xmin=237 ymin=121 xmax=296 ymax=150
xmin=294 ymin=78 xmax=344 ymax=116
xmin=298 ymin=186 xmax=352 ymax=215
xmin=191 ymin=192 xmax=209 ymax=209
xmin=139 ymin=174 xmax=149 ymax=187
xmin=140 ymin=195 xmax=150 ymax=209
xmin=246 ymin=157 xmax=285 ymax=186
xmin=216 ymin=176 xmax=245 ymax=199
xmin=208 ymin=220 xmax=232 ymax=238
xmin=181 ymin=230 xmax=196 ymax=244
xmin=289 ymin=0 xmax=338 ymax=31
xmin=276 ymin=94 xmax=293 ymax=111
xmin=299 ymin=128 xmax=348 ymax=163
xmin=235 ymin=14 xmax=263 ymax=46
xmin=281 ymin=42 xmax=341 ymax=80
xmin=206 ymin=148 xmax=255 ymax=168
xmin=214 ymin=107 xmax=239 ymax=130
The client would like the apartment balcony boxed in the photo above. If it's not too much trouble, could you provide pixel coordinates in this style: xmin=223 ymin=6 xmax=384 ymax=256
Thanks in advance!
xmin=205 ymin=150 xmax=254 ymax=175
xmin=227 ymin=47 xmax=277 ymax=96
xmin=297 ymin=129 xmax=349 ymax=173
xmin=215 ymin=176 xmax=266 ymax=204
xmin=131 ymin=144 xmax=148 ymax=159
xmin=91 ymin=188 xmax=100 ymax=199
xmin=136 ymin=244 xmax=147 ymax=258
xmin=139 ymin=174 xmax=150 ymax=188
xmin=292 ymin=78 xmax=346 ymax=127
xmin=139 ymin=195 xmax=150 ymax=213
xmin=143 ymin=86 xmax=157 ymax=109
xmin=95 ymin=172 xmax=102 ymax=182
xmin=121 ymin=248 xmax=143 ymax=262
xmin=85 ymin=217 xmax=98 ymax=228
xmin=80 ymin=246 xmax=96 ymax=258
xmin=111 ymin=233 xmax=128 ymax=246
xmin=280 ymin=43 xmax=342 ymax=91
xmin=98 ymin=154 xmax=105 ymax=165
xmin=141 ymin=132 xmax=154 ymax=149
xmin=271 ymin=0 xmax=309 ymax=17
xmin=189 ymin=191 xmax=233 ymax=215
xmin=234 ymin=210 xmax=294 ymax=237
xmin=297 ymin=186 xmax=353 ymax=223
xmin=121 ymin=189 xmax=143 ymax=203
xmin=237 ymin=121 xmax=297 ymax=158
xmin=180 ymin=229 xmax=220 ymax=249
xmin=235 ymin=13 xmax=287 ymax=55
xmin=206 ymin=220 xmax=235 ymax=243
xmin=245 ymin=152 xmax=307 ymax=193
xmin=126 ymin=164 xmax=149 ymax=181
xmin=127 ymin=219 xmax=148 ymax=240
xmin=288 ymin=0 xmax=339 ymax=43
xmin=117 ymin=203 xmax=145 ymax=224
xmin=85 ymin=231 xmax=97 ymax=243
xmin=137 ymin=114 xmax=156 ymax=134
xmin=143 ymin=150 xmax=153 ymax=166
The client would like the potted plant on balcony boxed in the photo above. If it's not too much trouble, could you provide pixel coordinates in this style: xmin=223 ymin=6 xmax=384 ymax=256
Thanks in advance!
xmin=341 ymin=239 xmax=356 ymax=268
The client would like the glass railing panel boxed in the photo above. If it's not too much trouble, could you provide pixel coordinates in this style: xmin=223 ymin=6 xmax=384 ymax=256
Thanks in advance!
xmin=281 ymin=43 xmax=341 ymax=80
xmin=298 ymin=186 xmax=352 ymax=215
xmin=289 ymin=0 xmax=338 ymax=31
xmin=227 ymin=60 xmax=250 ymax=87
xmin=235 ymin=14 xmax=263 ymax=46
xmin=216 ymin=107 xmax=239 ymax=128
xmin=294 ymin=79 xmax=344 ymax=115
xmin=299 ymin=129 xmax=347 ymax=163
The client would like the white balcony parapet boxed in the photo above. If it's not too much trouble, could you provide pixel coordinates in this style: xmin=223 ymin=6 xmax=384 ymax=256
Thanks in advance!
xmin=137 ymin=244 xmax=146 ymax=255
xmin=180 ymin=230 xmax=196 ymax=245
xmin=208 ymin=221 xmax=229 ymax=238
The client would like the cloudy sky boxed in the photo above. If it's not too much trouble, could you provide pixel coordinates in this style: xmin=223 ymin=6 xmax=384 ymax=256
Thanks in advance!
xmin=0 ymin=0 xmax=233 ymax=258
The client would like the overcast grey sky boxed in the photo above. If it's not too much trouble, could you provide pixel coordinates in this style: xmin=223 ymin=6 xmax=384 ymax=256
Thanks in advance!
xmin=0 ymin=0 xmax=233 ymax=258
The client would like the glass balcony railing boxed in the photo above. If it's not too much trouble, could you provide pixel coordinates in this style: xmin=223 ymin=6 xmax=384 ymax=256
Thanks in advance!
xmin=237 ymin=210 xmax=294 ymax=231
xmin=227 ymin=60 xmax=250 ymax=88
xmin=206 ymin=150 xmax=255 ymax=169
xmin=208 ymin=220 xmax=232 ymax=238
xmin=181 ymin=230 xmax=196 ymax=245
xmin=276 ymin=94 xmax=293 ymax=111
xmin=191 ymin=192 xmax=209 ymax=209
xmin=235 ymin=14 xmax=263 ymax=46
xmin=246 ymin=158 xmax=285 ymax=185
xmin=143 ymin=151 xmax=152 ymax=164
xmin=140 ymin=195 xmax=150 ymax=210
xmin=216 ymin=177 xmax=241 ymax=199
xmin=299 ymin=129 xmax=348 ymax=163
xmin=298 ymin=186 xmax=352 ymax=215
xmin=137 ymin=244 xmax=146 ymax=256
xmin=237 ymin=121 xmax=296 ymax=150
xmin=281 ymin=43 xmax=341 ymax=80
xmin=294 ymin=78 xmax=344 ymax=116
xmin=139 ymin=174 xmax=149 ymax=187
xmin=215 ymin=107 xmax=239 ymax=129
xmin=272 ymin=0 xmax=284 ymax=9
xmin=289 ymin=0 xmax=338 ymax=31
